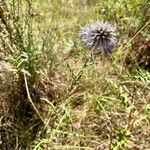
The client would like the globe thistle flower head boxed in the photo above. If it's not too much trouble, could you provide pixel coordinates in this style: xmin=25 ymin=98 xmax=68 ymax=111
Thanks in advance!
xmin=80 ymin=21 xmax=117 ymax=53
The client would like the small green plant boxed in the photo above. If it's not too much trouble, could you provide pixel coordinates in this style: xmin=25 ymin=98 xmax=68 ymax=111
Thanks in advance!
xmin=130 ymin=69 xmax=150 ymax=83
xmin=112 ymin=129 xmax=131 ymax=150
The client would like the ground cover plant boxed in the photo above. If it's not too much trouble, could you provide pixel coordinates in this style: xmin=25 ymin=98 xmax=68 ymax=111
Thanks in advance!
xmin=0 ymin=0 xmax=150 ymax=149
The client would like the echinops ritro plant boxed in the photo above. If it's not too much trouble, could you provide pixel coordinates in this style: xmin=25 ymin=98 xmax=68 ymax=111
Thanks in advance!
xmin=80 ymin=21 xmax=117 ymax=53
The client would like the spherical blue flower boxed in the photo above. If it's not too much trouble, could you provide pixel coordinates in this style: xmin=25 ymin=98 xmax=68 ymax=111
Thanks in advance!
xmin=80 ymin=21 xmax=117 ymax=53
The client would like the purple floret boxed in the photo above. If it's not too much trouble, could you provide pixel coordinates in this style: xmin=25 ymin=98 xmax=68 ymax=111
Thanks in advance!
xmin=80 ymin=21 xmax=117 ymax=53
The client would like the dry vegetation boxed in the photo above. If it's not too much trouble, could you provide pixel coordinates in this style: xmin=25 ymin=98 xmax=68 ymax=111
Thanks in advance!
xmin=0 ymin=0 xmax=150 ymax=150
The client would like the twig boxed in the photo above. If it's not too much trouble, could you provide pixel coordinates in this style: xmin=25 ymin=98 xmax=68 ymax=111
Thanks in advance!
xmin=23 ymin=72 xmax=46 ymax=125
xmin=119 ymin=21 xmax=150 ymax=74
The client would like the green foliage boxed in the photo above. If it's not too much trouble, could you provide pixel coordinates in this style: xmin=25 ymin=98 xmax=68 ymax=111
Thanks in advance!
xmin=130 ymin=69 xmax=150 ymax=83
xmin=113 ymin=129 xmax=131 ymax=150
